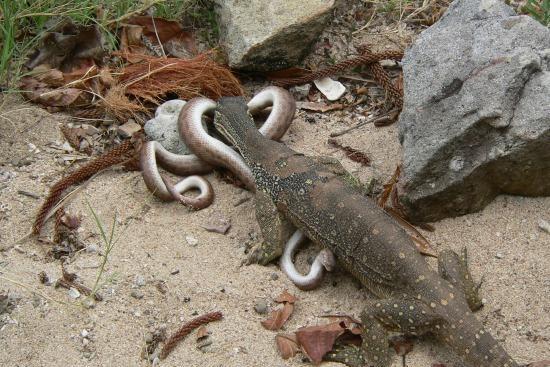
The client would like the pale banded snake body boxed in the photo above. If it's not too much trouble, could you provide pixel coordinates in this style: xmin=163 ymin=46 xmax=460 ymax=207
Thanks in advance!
xmin=140 ymin=86 xmax=334 ymax=289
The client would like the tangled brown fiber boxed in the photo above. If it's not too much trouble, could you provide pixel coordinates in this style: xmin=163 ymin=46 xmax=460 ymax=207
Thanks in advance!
xmin=273 ymin=48 xmax=404 ymax=108
xmin=32 ymin=137 xmax=141 ymax=236
xmin=116 ymin=52 xmax=244 ymax=104
xmin=160 ymin=311 xmax=223 ymax=360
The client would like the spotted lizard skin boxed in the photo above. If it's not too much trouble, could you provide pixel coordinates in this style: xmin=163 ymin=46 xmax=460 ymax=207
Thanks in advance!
xmin=214 ymin=97 xmax=518 ymax=367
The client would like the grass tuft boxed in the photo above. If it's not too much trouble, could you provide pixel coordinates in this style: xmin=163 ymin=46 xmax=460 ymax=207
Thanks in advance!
xmin=86 ymin=199 xmax=122 ymax=301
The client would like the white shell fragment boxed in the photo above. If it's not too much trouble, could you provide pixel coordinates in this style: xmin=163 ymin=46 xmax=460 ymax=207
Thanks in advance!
xmin=313 ymin=77 xmax=346 ymax=101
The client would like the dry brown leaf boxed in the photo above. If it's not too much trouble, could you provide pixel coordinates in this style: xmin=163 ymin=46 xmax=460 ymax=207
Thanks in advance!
xmin=275 ymin=290 xmax=297 ymax=304
xmin=26 ymin=21 xmax=104 ymax=72
xmin=275 ymin=333 xmax=300 ymax=359
xmin=384 ymin=207 xmax=436 ymax=257
xmin=378 ymin=165 xmax=400 ymax=208
xmin=20 ymin=77 xmax=86 ymax=107
xmin=261 ymin=303 xmax=294 ymax=331
xmin=296 ymin=101 xmax=345 ymax=112
xmin=128 ymin=16 xmax=197 ymax=57
xmin=296 ymin=322 xmax=346 ymax=365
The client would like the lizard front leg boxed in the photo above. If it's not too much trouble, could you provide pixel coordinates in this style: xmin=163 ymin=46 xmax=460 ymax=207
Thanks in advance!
xmin=246 ymin=189 xmax=294 ymax=265
xmin=438 ymin=248 xmax=483 ymax=312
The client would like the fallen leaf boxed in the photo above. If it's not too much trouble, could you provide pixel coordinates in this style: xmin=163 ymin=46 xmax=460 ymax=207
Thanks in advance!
xmin=275 ymin=333 xmax=300 ymax=359
xmin=296 ymin=101 xmax=345 ymax=112
xmin=127 ymin=16 xmax=197 ymax=57
xmin=296 ymin=322 xmax=346 ymax=364
xmin=20 ymin=77 xmax=86 ymax=107
xmin=275 ymin=290 xmax=297 ymax=304
xmin=261 ymin=303 xmax=294 ymax=331
xmin=26 ymin=21 xmax=104 ymax=72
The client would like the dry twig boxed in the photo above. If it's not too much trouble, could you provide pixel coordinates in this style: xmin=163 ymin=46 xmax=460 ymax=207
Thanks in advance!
xmin=160 ymin=311 xmax=223 ymax=360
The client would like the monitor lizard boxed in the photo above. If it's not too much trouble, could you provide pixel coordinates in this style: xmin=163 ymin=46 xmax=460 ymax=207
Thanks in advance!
xmin=213 ymin=96 xmax=519 ymax=367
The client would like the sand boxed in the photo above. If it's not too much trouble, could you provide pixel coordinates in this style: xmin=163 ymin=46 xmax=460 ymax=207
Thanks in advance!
xmin=0 ymin=86 xmax=548 ymax=367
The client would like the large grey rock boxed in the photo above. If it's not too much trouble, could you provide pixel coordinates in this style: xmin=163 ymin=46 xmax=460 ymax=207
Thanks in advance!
xmin=398 ymin=0 xmax=550 ymax=223
xmin=215 ymin=0 xmax=336 ymax=71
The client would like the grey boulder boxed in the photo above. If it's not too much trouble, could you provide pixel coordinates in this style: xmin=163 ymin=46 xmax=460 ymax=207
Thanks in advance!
xmin=398 ymin=0 xmax=550 ymax=223
xmin=215 ymin=0 xmax=336 ymax=71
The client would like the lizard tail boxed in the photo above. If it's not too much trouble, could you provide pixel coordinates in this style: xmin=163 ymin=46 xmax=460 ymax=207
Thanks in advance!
xmin=439 ymin=311 xmax=518 ymax=367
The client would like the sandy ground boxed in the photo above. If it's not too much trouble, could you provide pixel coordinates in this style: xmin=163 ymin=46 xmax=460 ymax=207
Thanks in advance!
xmin=0 ymin=93 xmax=548 ymax=367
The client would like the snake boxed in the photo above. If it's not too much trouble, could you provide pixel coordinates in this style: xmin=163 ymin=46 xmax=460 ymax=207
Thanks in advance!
xmin=140 ymin=86 xmax=334 ymax=289
xmin=280 ymin=229 xmax=336 ymax=290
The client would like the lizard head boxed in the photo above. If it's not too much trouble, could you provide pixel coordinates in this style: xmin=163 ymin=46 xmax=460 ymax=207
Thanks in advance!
xmin=214 ymin=96 xmax=257 ymax=153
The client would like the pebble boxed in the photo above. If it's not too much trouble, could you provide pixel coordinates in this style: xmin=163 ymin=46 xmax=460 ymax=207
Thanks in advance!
xmin=290 ymin=84 xmax=311 ymax=100
xmin=495 ymin=253 xmax=504 ymax=259
xmin=134 ymin=274 xmax=146 ymax=287
xmin=538 ymin=219 xmax=550 ymax=234
xmin=131 ymin=290 xmax=144 ymax=300
xmin=82 ymin=299 xmax=95 ymax=309
xmin=81 ymin=329 xmax=89 ymax=338
xmin=185 ymin=235 xmax=198 ymax=247
xmin=254 ymin=300 xmax=268 ymax=314
xmin=270 ymin=273 xmax=279 ymax=281
xmin=117 ymin=120 xmax=142 ymax=138
xmin=68 ymin=288 xmax=81 ymax=299
xmin=82 ymin=338 xmax=90 ymax=346
xmin=144 ymin=332 xmax=154 ymax=344
xmin=86 ymin=244 xmax=99 ymax=253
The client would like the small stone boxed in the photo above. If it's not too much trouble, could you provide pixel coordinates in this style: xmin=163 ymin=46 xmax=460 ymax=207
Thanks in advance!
xmin=81 ymin=329 xmax=89 ymax=338
xmin=86 ymin=244 xmax=99 ymax=253
xmin=185 ymin=235 xmax=198 ymax=247
xmin=117 ymin=120 xmax=142 ymax=138
xmin=270 ymin=273 xmax=279 ymax=281
xmin=254 ymin=300 xmax=268 ymax=314
xmin=170 ymin=269 xmax=180 ymax=276
xmin=538 ymin=219 xmax=550 ymax=233
xmin=131 ymin=290 xmax=144 ymax=299
xmin=134 ymin=275 xmax=146 ymax=287
xmin=495 ymin=253 xmax=504 ymax=259
xmin=79 ymin=139 xmax=90 ymax=152
xmin=68 ymin=287 xmax=81 ymax=299
xmin=61 ymin=141 xmax=74 ymax=152
xmin=82 ymin=298 xmax=95 ymax=309
xmin=81 ymin=124 xmax=100 ymax=136
xmin=82 ymin=338 xmax=90 ymax=346
xmin=290 ymin=84 xmax=311 ymax=100
xmin=144 ymin=332 xmax=154 ymax=344
xmin=32 ymin=295 xmax=42 ymax=308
